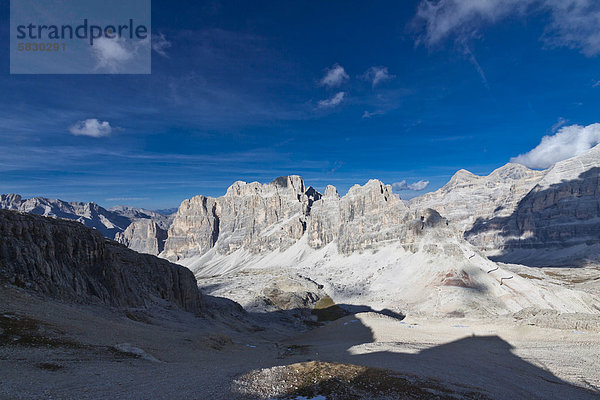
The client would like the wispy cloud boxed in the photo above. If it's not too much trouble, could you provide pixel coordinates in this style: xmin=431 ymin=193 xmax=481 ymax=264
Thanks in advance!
xmin=459 ymin=41 xmax=490 ymax=90
xmin=363 ymin=66 xmax=394 ymax=87
xmin=413 ymin=0 xmax=600 ymax=56
xmin=320 ymin=64 xmax=349 ymax=88
xmin=92 ymin=37 xmax=149 ymax=72
xmin=593 ymin=80 xmax=600 ymax=88
xmin=152 ymin=33 xmax=172 ymax=57
xmin=318 ymin=92 xmax=346 ymax=108
xmin=69 ymin=119 xmax=113 ymax=138
xmin=107 ymin=197 xmax=150 ymax=202
xmin=511 ymin=122 xmax=600 ymax=168
xmin=550 ymin=117 xmax=568 ymax=132
xmin=392 ymin=180 xmax=430 ymax=191
xmin=362 ymin=110 xmax=385 ymax=119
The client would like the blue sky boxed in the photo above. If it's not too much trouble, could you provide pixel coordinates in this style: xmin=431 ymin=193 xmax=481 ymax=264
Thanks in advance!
xmin=1 ymin=0 xmax=600 ymax=209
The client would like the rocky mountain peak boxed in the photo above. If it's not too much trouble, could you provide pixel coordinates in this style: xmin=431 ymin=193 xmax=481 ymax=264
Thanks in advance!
xmin=448 ymin=169 xmax=478 ymax=185
xmin=489 ymin=162 xmax=540 ymax=180
xmin=271 ymin=175 xmax=305 ymax=193
xmin=323 ymin=185 xmax=340 ymax=199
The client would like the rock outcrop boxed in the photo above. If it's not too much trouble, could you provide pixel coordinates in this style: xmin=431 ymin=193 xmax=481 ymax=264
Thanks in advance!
xmin=114 ymin=220 xmax=168 ymax=255
xmin=162 ymin=176 xmax=310 ymax=260
xmin=109 ymin=205 xmax=174 ymax=230
xmin=307 ymin=180 xmax=410 ymax=253
xmin=0 ymin=209 xmax=202 ymax=313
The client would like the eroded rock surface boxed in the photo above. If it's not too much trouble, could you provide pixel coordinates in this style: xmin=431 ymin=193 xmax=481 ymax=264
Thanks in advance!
xmin=410 ymin=163 xmax=544 ymax=233
xmin=466 ymin=145 xmax=600 ymax=266
xmin=0 ymin=209 xmax=202 ymax=313
xmin=162 ymin=176 xmax=416 ymax=260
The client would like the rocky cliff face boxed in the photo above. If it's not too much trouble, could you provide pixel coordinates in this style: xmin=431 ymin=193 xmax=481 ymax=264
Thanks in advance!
xmin=161 ymin=176 xmax=414 ymax=261
xmin=466 ymin=145 xmax=600 ymax=266
xmin=0 ymin=209 xmax=202 ymax=313
xmin=409 ymin=163 xmax=544 ymax=233
xmin=408 ymin=144 xmax=600 ymax=267
xmin=164 ymin=146 xmax=600 ymax=269
xmin=163 ymin=176 xmax=309 ymax=260
xmin=114 ymin=220 xmax=169 ymax=255
xmin=308 ymin=180 xmax=411 ymax=253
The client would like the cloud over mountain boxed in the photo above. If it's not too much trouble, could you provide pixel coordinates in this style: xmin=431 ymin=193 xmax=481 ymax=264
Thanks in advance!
xmin=511 ymin=123 xmax=600 ymax=168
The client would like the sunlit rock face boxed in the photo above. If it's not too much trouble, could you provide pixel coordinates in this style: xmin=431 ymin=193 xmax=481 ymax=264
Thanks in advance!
xmin=162 ymin=177 xmax=415 ymax=260
xmin=163 ymin=145 xmax=600 ymax=268
xmin=409 ymin=163 xmax=545 ymax=234
xmin=114 ymin=219 xmax=168 ymax=255
xmin=162 ymin=176 xmax=309 ymax=260
xmin=310 ymin=179 xmax=411 ymax=254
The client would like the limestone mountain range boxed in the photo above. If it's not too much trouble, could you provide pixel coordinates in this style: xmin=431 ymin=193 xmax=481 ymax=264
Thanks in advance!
xmin=1 ymin=143 xmax=599 ymax=270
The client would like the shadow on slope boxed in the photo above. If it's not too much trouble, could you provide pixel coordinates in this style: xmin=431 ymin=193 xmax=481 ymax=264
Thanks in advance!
xmin=465 ymin=167 xmax=600 ymax=267
xmin=236 ymin=315 xmax=599 ymax=400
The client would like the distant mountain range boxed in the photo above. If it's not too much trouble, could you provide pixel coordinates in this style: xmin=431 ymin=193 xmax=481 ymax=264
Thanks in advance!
xmin=0 ymin=194 xmax=174 ymax=255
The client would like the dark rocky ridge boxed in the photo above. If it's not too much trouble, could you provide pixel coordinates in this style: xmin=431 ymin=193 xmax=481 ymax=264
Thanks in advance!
xmin=0 ymin=209 xmax=202 ymax=313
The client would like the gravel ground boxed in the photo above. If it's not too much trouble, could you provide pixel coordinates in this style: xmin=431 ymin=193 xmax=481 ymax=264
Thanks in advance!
xmin=1 ymin=284 xmax=599 ymax=400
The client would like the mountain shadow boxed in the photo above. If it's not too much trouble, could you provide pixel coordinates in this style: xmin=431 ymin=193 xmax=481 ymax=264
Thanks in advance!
xmin=252 ymin=315 xmax=599 ymax=400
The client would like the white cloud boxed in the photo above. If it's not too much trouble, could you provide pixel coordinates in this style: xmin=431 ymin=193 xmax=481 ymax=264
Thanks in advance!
xmin=318 ymin=92 xmax=346 ymax=108
xmin=414 ymin=0 xmax=600 ymax=56
xmin=152 ymin=33 xmax=172 ymax=57
xmin=363 ymin=66 xmax=394 ymax=87
xmin=511 ymin=123 xmax=600 ymax=169
xmin=69 ymin=119 xmax=113 ymax=138
xmin=320 ymin=64 xmax=349 ymax=87
xmin=593 ymin=80 xmax=600 ymax=88
xmin=393 ymin=180 xmax=430 ymax=191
